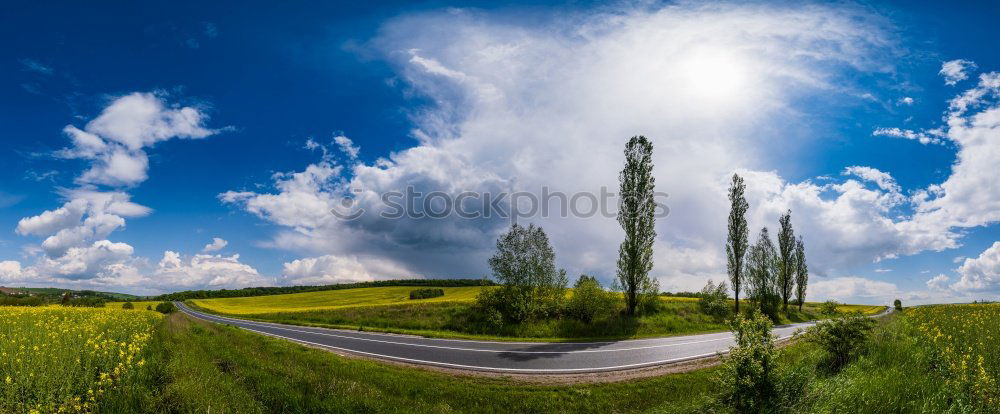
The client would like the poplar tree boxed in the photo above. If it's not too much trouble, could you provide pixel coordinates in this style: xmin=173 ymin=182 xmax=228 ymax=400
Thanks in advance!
xmin=794 ymin=236 xmax=808 ymax=311
xmin=617 ymin=135 xmax=657 ymax=316
xmin=726 ymin=174 xmax=749 ymax=313
xmin=777 ymin=210 xmax=796 ymax=312
xmin=747 ymin=227 xmax=779 ymax=319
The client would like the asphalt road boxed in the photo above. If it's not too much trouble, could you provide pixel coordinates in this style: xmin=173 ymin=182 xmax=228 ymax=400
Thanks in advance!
xmin=176 ymin=302 xmax=890 ymax=374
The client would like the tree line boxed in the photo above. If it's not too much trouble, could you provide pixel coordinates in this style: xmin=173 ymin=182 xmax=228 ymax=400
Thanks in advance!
xmin=152 ymin=278 xmax=495 ymax=301
xmin=727 ymin=173 xmax=809 ymax=320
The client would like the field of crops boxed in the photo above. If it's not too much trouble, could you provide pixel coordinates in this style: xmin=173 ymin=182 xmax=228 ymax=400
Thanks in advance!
xmin=190 ymin=286 xmax=488 ymax=315
xmin=106 ymin=301 xmax=166 ymax=310
xmin=907 ymin=303 xmax=998 ymax=409
xmin=0 ymin=306 xmax=161 ymax=413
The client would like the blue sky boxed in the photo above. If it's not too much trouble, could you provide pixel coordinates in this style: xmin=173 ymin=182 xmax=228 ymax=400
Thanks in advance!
xmin=1 ymin=0 xmax=998 ymax=303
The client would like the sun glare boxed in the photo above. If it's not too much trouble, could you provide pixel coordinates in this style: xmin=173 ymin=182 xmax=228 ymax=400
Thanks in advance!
xmin=676 ymin=48 xmax=749 ymax=103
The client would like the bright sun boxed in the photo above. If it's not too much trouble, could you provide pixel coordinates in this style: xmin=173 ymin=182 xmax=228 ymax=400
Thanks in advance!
xmin=676 ymin=48 xmax=749 ymax=103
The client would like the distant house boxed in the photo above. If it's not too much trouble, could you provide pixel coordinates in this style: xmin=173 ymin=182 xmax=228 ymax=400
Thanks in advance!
xmin=0 ymin=286 xmax=29 ymax=296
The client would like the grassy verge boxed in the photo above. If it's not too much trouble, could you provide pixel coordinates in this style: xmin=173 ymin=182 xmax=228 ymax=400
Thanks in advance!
xmin=102 ymin=312 xmax=736 ymax=413
xmin=186 ymin=297 xmax=848 ymax=342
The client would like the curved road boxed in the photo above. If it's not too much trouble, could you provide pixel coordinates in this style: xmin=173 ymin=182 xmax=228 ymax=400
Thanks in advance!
xmin=177 ymin=302 xmax=889 ymax=374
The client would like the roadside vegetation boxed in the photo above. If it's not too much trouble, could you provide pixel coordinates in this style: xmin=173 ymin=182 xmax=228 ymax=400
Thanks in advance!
xmin=4 ymin=302 xmax=992 ymax=413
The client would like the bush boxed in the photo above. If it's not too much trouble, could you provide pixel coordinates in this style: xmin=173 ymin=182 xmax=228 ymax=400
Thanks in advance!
xmin=716 ymin=309 xmax=779 ymax=412
xmin=806 ymin=313 xmax=876 ymax=371
xmin=146 ymin=305 xmax=152 ymax=311
xmin=893 ymin=298 xmax=903 ymax=311
xmin=697 ymin=280 xmax=731 ymax=320
xmin=122 ymin=301 xmax=134 ymax=309
xmin=565 ymin=275 xmax=618 ymax=323
xmin=820 ymin=300 xmax=840 ymax=315
xmin=155 ymin=302 xmax=177 ymax=314
xmin=409 ymin=288 xmax=445 ymax=300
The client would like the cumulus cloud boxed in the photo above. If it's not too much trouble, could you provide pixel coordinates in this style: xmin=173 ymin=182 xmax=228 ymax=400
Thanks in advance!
xmin=951 ymin=242 xmax=1000 ymax=292
xmin=7 ymin=92 xmax=226 ymax=291
xmin=222 ymin=3 xmax=906 ymax=292
xmin=926 ymin=273 xmax=950 ymax=290
xmin=281 ymin=254 xmax=418 ymax=285
xmin=55 ymin=92 xmax=222 ymax=187
xmin=154 ymin=251 xmax=271 ymax=290
xmin=202 ymin=237 xmax=228 ymax=252
xmin=940 ymin=59 xmax=977 ymax=86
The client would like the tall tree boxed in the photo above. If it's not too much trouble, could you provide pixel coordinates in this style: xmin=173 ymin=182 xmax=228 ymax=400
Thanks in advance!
xmin=487 ymin=223 xmax=567 ymax=322
xmin=747 ymin=227 xmax=779 ymax=318
xmin=776 ymin=210 xmax=796 ymax=312
xmin=794 ymin=236 xmax=808 ymax=311
xmin=617 ymin=135 xmax=657 ymax=316
xmin=726 ymin=174 xmax=749 ymax=313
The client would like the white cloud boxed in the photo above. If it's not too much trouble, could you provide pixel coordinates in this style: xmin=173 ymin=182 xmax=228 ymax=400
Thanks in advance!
xmin=202 ymin=237 xmax=228 ymax=252
xmin=940 ymin=59 xmax=977 ymax=86
xmin=872 ymin=127 xmax=944 ymax=145
xmin=281 ymin=254 xmax=418 ymax=285
xmin=897 ymin=96 xmax=914 ymax=106
xmin=951 ymin=242 xmax=1000 ymax=292
xmin=808 ymin=276 xmax=904 ymax=304
xmin=155 ymin=251 xmax=271 ymax=290
xmin=6 ymin=92 xmax=227 ymax=292
xmin=223 ymin=3 xmax=903 ymax=287
xmin=0 ymin=261 xmax=32 ymax=283
xmin=83 ymin=92 xmax=217 ymax=151
xmin=333 ymin=135 xmax=360 ymax=159
xmin=926 ymin=273 xmax=950 ymax=290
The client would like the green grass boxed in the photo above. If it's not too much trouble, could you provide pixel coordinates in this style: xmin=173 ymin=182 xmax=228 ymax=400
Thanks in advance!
xmin=103 ymin=312 xmax=729 ymax=413
xmin=188 ymin=297 xmax=839 ymax=342
xmin=185 ymin=286 xmax=882 ymax=341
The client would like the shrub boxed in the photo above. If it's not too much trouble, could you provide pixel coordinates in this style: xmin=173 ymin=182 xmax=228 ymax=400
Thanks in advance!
xmin=697 ymin=279 xmax=731 ymax=320
xmin=122 ymin=301 xmax=134 ymax=310
xmin=146 ymin=305 xmax=152 ymax=311
xmin=893 ymin=298 xmax=903 ymax=311
xmin=155 ymin=302 xmax=177 ymax=314
xmin=409 ymin=288 xmax=445 ymax=300
xmin=820 ymin=300 xmax=840 ymax=315
xmin=806 ymin=313 xmax=876 ymax=371
xmin=566 ymin=275 xmax=617 ymax=323
xmin=716 ymin=309 xmax=779 ymax=412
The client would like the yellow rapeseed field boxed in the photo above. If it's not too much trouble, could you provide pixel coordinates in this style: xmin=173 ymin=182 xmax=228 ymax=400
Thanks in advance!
xmin=907 ymin=303 xmax=999 ymax=410
xmin=0 ymin=306 xmax=162 ymax=413
xmin=191 ymin=286 xmax=489 ymax=315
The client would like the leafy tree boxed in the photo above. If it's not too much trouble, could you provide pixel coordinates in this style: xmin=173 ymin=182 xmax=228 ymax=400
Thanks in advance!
xmin=482 ymin=223 xmax=567 ymax=322
xmin=777 ymin=210 xmax=796 ymax=312
xmin=893 ymin=299 xmax=903 ymax=311
xmin=698 ymin=279 xmax=731 ymax=320
xmin=747 ymin=227 xmax=780 ymax=319
xmin=617 ymin=135 xmax=657 ymax=316
xmin=716 ymin=309 xmax=779 ymax=412
xmin=794 ymin=236 xmax=808 ymax=311
xmin=726 ymin=173 xmax=750 ymax=314
xmin=566 ymin=275 xmax=618 ymax=323
xmin=122 ymin=301 xmax=134 ymax=310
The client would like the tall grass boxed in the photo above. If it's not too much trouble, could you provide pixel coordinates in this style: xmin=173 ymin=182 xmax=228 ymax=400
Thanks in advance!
xmin=799 ymin=304 xmax=1000 ymax=413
